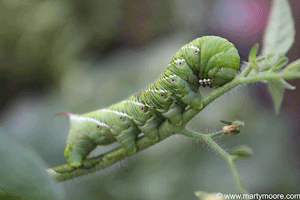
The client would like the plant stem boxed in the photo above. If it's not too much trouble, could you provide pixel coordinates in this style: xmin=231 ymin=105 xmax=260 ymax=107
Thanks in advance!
xmin=180 ymin=129 xmax=247 ymax=194
xmin=182 ymin=71 xmax=300 ymax=124
xmin=207 ymin=131 xmax=224 ymax=138
xmin=180 ymin=129 xmax=230 ymax=159
xmin=48 ymin=70 xmax=300 ymax=182
xmin=239 ymin=64 xmax=253 ymax=77
xmin=48 ymin=120 xmax=177 ymax=182
xmin=227 ymin=159 xmax=248 ymax=194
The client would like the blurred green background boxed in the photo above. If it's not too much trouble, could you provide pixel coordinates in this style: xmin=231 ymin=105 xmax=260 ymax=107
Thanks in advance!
xmin=1 ymin=0 xmax=299 ymax=199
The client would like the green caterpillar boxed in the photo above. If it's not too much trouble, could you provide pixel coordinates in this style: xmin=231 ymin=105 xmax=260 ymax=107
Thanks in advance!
xmin=60 ymin=36 xmax=240 ymax=167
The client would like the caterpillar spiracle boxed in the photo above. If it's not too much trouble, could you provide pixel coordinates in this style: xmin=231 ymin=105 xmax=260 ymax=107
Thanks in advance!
xmin=59 ymin=36 xmax=240 ymax=167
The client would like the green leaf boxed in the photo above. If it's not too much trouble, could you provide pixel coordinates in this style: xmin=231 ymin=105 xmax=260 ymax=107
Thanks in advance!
xmin=0 ymin=130 xmax=64 ymax=200
xmin=220 ymin=120 xmax=233 ymax=125
xmin=259 ymin=53 xmax=277 ymax=71
xmin=283 ymin=58 xmax=300 ymax=72
xmin=249 ymin=43 xmax=259 ymax=73
xmin=260 ymin=53 xmax=288 ymax=72
xmin=231 ymin=145 xmax=253 ymax=159
xmin=268 ymin=79 xmax=296 ymax=115
xmin=262 ymin=0 xmax=295 ymax=56
xmin=269 ymin=55 xmax=289 ymax=72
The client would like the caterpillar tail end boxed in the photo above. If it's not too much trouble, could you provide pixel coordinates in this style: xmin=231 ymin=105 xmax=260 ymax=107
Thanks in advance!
xmin=69 ymin=161 xmax=83 ymax=168
xmin=196 ymin=102 xmax=204 ymax=110
xmin=56 ymin=111 xmax=72 ymax=117
xmin=64 ymin=144 xmax=71 ymax=159
xmin=64 ymin=144 xmax=83 ymax=168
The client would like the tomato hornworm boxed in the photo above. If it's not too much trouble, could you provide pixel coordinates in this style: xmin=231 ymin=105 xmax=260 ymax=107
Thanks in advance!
xmin=60 ymin=36 xmax=240 ymax=167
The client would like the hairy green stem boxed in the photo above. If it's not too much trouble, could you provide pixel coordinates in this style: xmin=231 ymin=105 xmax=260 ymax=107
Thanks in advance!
xmin=227 ymin=159 xmax=248 ymax=195
xmin=182 ymin=71 xmax=300 ymax=124
xmin=239 ymin=64 xmax=253 ymax=77
xmin=180 ymin=129 xmax=247 ymax=194
xmin=48 ymin=70 xmax=300 ymax=182
xmin=207 ymin=131 xmax=224 ymax=138
xmin=48 ymin=120 xmax=178 ymax=182
xmin=180 ymin=129 xmax=230 ymax=159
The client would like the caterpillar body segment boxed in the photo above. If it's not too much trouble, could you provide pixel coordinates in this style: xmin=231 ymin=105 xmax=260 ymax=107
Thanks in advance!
xmin=90 ymin=109 xmax=140 ymax=154
xmin=155 ymin=75 xmax=203 ymax=109
xmin=137 ymin=87 xmax=185 ymax=126
xmin=61 ymin=36 xmax=240 ymax=167
xmin=164 ymin=58 xmax=199 ymax=89
xmin=108 ymin=98 xmax=162 ymax=141
xmin=173 ymin=44 xmax=201 ymax=75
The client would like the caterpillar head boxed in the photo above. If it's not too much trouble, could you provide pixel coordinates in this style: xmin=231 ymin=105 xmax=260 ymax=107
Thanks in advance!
xmin=172 ymin=36 xmax=240 ymax=87
xmin=199 ymin=36 xmax=240 ymax=87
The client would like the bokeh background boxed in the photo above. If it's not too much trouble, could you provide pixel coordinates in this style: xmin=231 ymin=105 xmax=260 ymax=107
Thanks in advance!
xmin=1 ymin=0 xmax=299 ymax=199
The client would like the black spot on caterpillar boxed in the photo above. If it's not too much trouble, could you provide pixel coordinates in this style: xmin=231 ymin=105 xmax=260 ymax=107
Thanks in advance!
xmin=59 ymin=36 xmax=240 ymax=167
